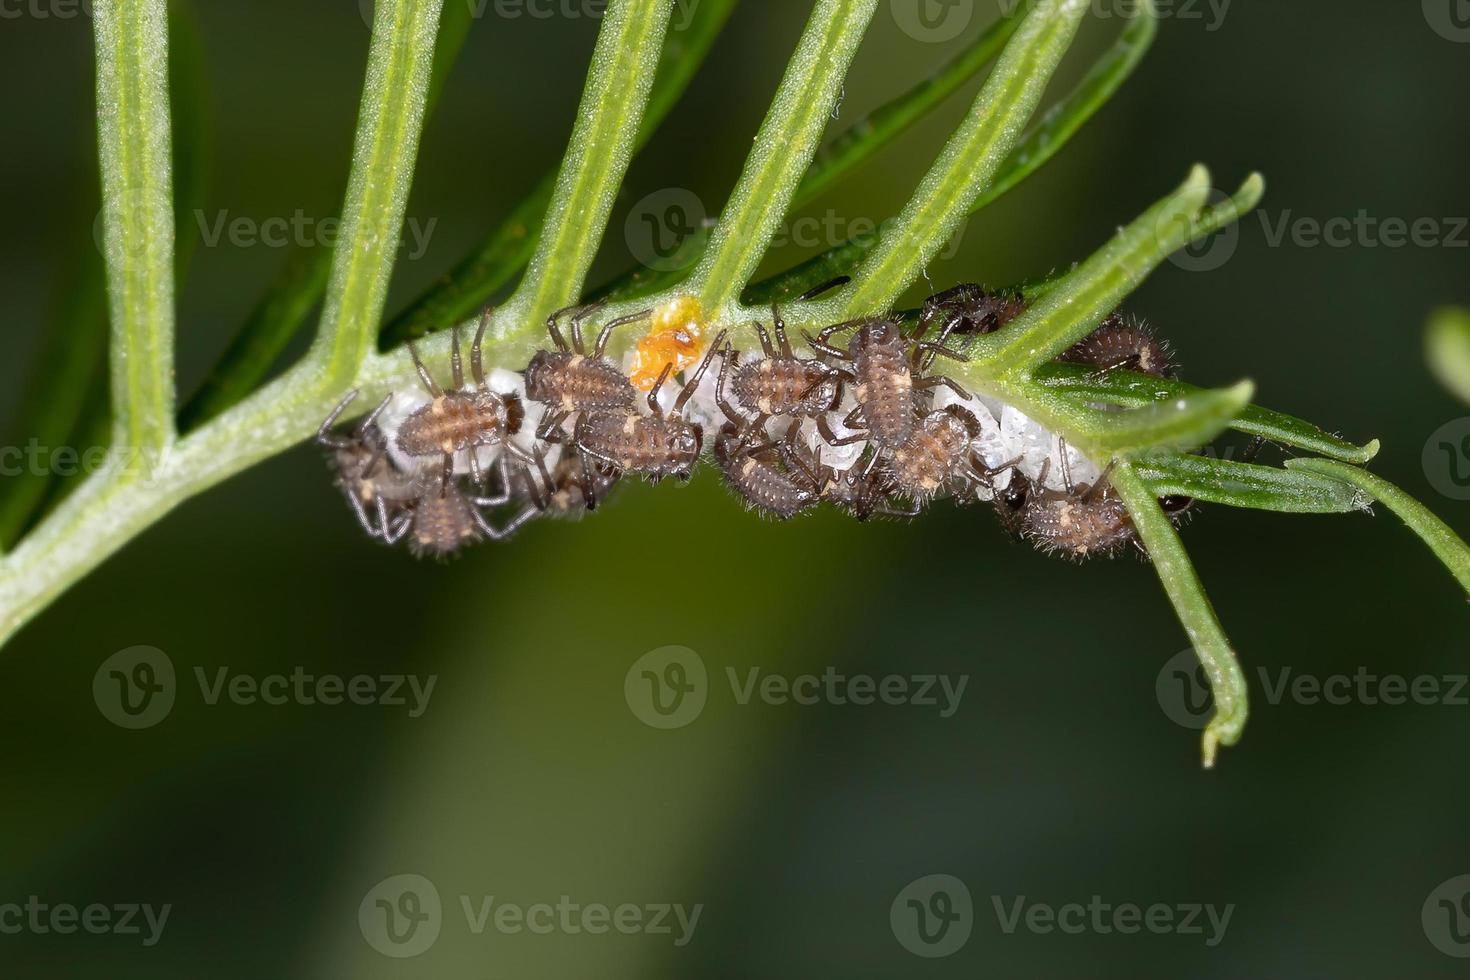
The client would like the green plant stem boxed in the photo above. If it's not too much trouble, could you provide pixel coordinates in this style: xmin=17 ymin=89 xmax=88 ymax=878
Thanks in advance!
xmin=836 ymin=0 xmax=1088 ymax=316
xmin=1109 ymin=458 xmax=1248 ymax=768
xmin=1285 ymin=459 xmax=1470 ymax=597
xmin=309 ymin=0 xmax=445 ymax=386
xmin=691 ymin=0 xmax=880 ymax=314
xmin=94 ymin=0 xmax=177 ymax=452
xmin=503 ymin=0 xmax=675 ymax=336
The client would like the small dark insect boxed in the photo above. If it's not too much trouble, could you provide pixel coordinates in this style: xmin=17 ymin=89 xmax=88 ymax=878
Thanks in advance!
xmin=573 ymin=330 xmax=727 ymax=486
xmin=805 ymin=317 xmax=971 ymax=450
xmin=992 ymin=470 xmax=1032 ymax=540
xmin=712 ymin=422 xmax=818 ymax=520
xmin=386 ymin=479 xmax=522 ymax=559
xmin=317 ymin=389 xmax=431 ymax=541
xmin=1061 ymin=312 xmax=1177 ymax=379
xmin=723 ymin=308 xmax=842 ymax=427
xmin=777 ymin=429 xmax=917 ymax=521
xmin=395 ymin=313 xmax=532 ymax=491
xmin=525 ymin=303 xmax=646 ymax=439
xmin=918 ymin=283 xmax=1027 ymax=339
xmin=887 ymin=405 xmax=1004 ymax=503
xmin=1014 ymin=451 xmax=1192 ymax=560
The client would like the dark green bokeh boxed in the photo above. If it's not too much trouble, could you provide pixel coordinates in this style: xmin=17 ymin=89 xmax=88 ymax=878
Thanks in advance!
xmin=1 ymin=1 xmax=1467 ymax=976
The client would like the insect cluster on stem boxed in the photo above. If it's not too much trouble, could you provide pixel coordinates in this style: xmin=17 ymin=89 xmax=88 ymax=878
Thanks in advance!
xmin=316 ymin=284 xmax=1194 ymax=560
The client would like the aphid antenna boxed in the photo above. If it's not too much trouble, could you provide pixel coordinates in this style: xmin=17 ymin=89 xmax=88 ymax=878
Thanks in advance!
xmin=593 ymin=309 xmax=653 ymax=359
xmin=407 ymin=341 xmax=444 ymax=398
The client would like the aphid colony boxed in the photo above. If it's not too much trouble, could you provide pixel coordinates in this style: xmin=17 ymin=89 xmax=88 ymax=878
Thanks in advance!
xmin=318 ymin=285 xmax=1185 ymax=560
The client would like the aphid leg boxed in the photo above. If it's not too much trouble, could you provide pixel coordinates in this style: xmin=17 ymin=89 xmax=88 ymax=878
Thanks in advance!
xmin=467 ymin=448 xmax=486 ymax=488
xmin=672 ymin=329 xmax=728 ymax=414
xmin=545 ymin=305 xmax=576 ymax=352
xmin=568 ymin=301 xmax=610 ymax=355
xmin=439 ymin=455 xmax=455 ymax=498
xmin=536 ymin=409 xmax=572 ymax=443
xmin=592 ymin=308 xmax=652 ymax=358
xmin=449 ymin=325 xmax=465 ymax=390
xmin=913 ymin=374 xmax=974 ymax=401
xmin=316 ymin=389 xmax=361 ymax=448
xmin=356 ymin=393 xmax=394 ymax=438
xmin=343 ymin=489 xmax=381 ymax=539
xmin=917 ymin=313 xmax=966 ymax=371
xmin=467 ymin=505 xmax=518 ymax=543
xmin=795 ymin=275 xmax=851 ymax=302
xmin=475 ymin=453 xmax=515 ymax=507
xmin=647 ymin=363 xmax=675 ymax=416
xmin=471 ymin=309 xmax=492 ymax=388
xmin=912 ymin=340 xmax=970 ymax=364
xmin=751 ymin=320 xmax=776 ymax=359
xmin=801 ymin=331 xmax=849 ymax=359
xmin=527 ymin=453 xmax=554 ymax=511
xmin=714 ymin=344 xmax=747 ymax=427
xmin=1082 ymin=460 xmax=1118 ymax=504
xmin=408 ymin=342 xmax=444 ymax=398
xmin=841 ymin=405 xmax=865 ymax=429
xmin=384 ymin=513 xmax=413 ymax=546
xmin=817 ymin=415 xmax=868 ymax=447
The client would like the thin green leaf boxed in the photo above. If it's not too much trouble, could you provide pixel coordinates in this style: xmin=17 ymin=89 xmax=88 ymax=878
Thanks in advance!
xmin=1073 ymin=380 xmax=1254 ymax=456
xmin=745 ymin=2 xmax=1154 ymax=306
xmin=381 ymin=0 xmax=737 ymax=345
xmin=1427 ymin=306 xmax=1470 ymax=405
xmin=1132 ymin=453 xmax=1373 ymax=513
xmin=309 ymin=0 xmax=444 ymax=384
xmin=505 ymin=0 xmax=677 ymax=333
xmin=970 ymin=166 xmax=1221 ymax=374
xmin=692 ymin=0 xmax=880 ymax=315
xmin=1109 ymin=458 xmax=1247 ymax=768
xmin=0 ymin=245 xmax=109 ymax=550
xmin=837 ymin=0 xmax=1088 ymax=316
xmin=95 ymin=0 xmax=177 ymax=450
xmin=1035 ymin=361 xmax=1381 ymax=464
xmin=1285 ymin=459 xmax=1470 ymax=598
xmin=795 ymin=3 xmax=1024 ymax=206
xmin=177 ymin=246 xmax=333 ymax=431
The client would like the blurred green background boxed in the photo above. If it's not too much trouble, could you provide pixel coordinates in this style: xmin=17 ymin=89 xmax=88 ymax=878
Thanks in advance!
xmin=2 ymin=1 xmax=1469 ymax=976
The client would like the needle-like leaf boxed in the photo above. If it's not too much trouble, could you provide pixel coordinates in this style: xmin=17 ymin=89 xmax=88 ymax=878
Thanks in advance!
xmin=1133 ymin=453 xmax=1373 ymax=513
xmin=1070 ymin=381 xmax=1254 ymax=456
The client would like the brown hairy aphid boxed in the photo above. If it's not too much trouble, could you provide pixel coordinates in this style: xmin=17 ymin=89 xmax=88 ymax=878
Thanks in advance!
xmin=887 ymin=405 xmax=1004 ymax=503
xmin=395 ymin=313 xmax=532 ymax=491
xmin=711 ymin=422 xmax=818 ymax=520
xmin=573 ymin=330 xmax=727 ymax=485
xmin=1061 ymin=312 xmax=1177 ymax=379
xmin=805 ymin=317 xmax=971 ymax=450
xmin=1022 ymin=466 xmax=1139 ymax=560
xmin=725 ymin=308 xmax=842 ymax=426
xmin=384 ymin=479 xmax=522 ymax=559
xmin=525 ymin=303 xmax=646 ymax=439
xmin=316 ymin=389 xmax=432 ymax=541
xmin=918 ymin=283 xmax=1027 ymax=339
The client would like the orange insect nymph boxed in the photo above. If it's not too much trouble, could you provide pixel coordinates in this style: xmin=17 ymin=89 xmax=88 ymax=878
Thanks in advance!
xmin=628 ymin=295 xmax=707 ymax=392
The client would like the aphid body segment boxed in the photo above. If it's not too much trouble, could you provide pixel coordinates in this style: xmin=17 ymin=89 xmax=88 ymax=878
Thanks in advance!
xmin=574 ymin=331 xmax=727 ymax=484
xmin=524 ymin=304 xmax=642 ymax=426
xmin=728 ymin=305 xmax=842 ymax=421
xmin=1061 ymin=312 xmax=1176 ymax=379
xmin=396 ymin=315 xmax=530 ymax=489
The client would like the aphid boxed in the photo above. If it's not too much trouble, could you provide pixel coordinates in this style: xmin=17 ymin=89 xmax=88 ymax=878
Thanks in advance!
xmin=316 ymin=389 xmax=431 ymax=541
xmin=917 ymin=283 xmax=1027 ymax=339
xmin=887 ymin=405 xmax=1001 ymax=503
xmin=724 ymin=308 xmax=842 ymax=424
xmin=386 ymin=479 xmax=521 ymax=559
xmin=395 ymin=314 xmax=532 ymax=490
xmin=992 ymin=471 xmax=1032 ymax=540
xmin=1015 ymin=451 xmax=1191 ymax=560
xmin=1060 ymin=312 xmax=1176 ymax=379
xmin=777 ymin=429 xmax=917 ymax=521
xmin=573 ymin=330 xmax=727 ymax=485
xmin=712 ymin=422 xmax=818 ymax=520
xmin=524 ymin=303 xmax=645 ymax=438
xmin=805 ymin=317 xmax=972 ymax=450
xmin=628 ymin=295 xmax=707 ymax=392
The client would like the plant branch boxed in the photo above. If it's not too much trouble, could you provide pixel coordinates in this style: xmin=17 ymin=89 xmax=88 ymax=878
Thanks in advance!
xmin=1109 ymin=457 xmax=1247 ymax=768
xmin=691 ymin=0 xmax=880 ymax=314
xmin=308 ymin=0 xmax=445 ymax=385
xmin=835 ymin=0 xmax=1088 ymax=316
xmin=94 ymin=0 xmax=176 ymax=451
xmin=504 ymin=0 xmax=675 ymax=334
